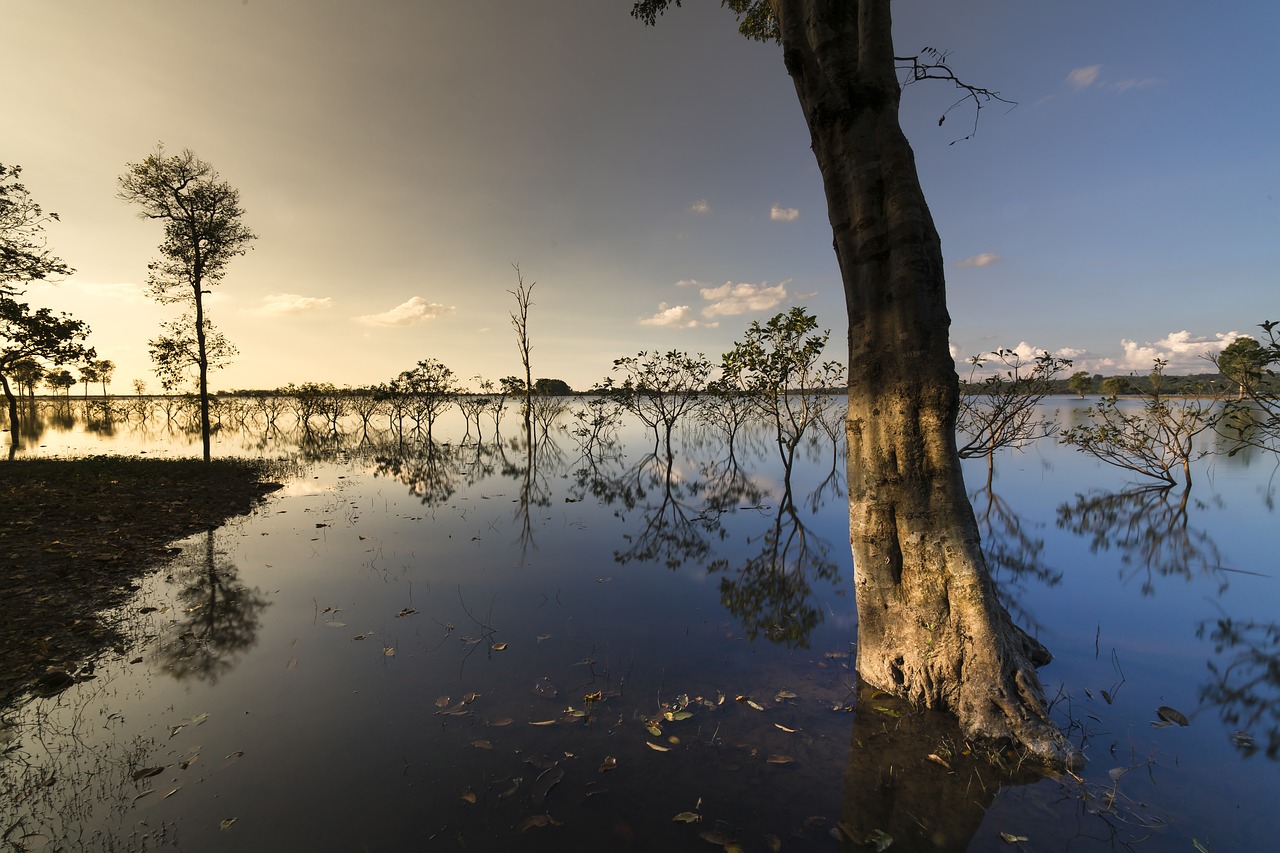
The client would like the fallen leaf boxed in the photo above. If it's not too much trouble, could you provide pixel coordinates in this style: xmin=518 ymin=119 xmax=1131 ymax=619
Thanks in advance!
xmin=491 ymin=717 xmax=514 ymax=727
xmin=463 ymin=692 xmax=480 ymax=703
xmin=774 ymin=724 xmax=797 ymax=733
xmin=461 ymin=790 xmax=477 ymax=804
xmin=383 ymin=646 xmax=395 ymax=656
xmin=529 ymin=720 xmax=557 ymax=726
xmin=491 ymin=643 xmax=508 ymax=651
xmin=672 ymin=811 xmax=701 ymax=824
xmin=746 ymin=700 xmax=765 ymax=712
xmin=435 ymin=696 xmax=451 ymax=708
xmin=220 ymin=818 xmax=237 ymax=831
xmin=999 ymin=832 xmax=1029 ymax=844
xmin=599 ymin=756 xmax=618 ymax=773
xmin=646 ymin=741 xmax=670 ymax=752
xmin=766 ymin=754 xmax=793 ymax=764
xmin=1156 ymin=706 xmax=1190 ymax=727
xmin=926 ymin=753 xmax=952 ymax=770
xmin=518 ymin=814 xmax=561 ymax=831
xmin=162 ymin=787 xmax=180 ymax=799
xmin=471 ymin=739 xmax=493 ymax=750
xmin=699 ymin=830 xmax=732 ymax=845
xmin=131 ymin=766 xmax=165 ymax=781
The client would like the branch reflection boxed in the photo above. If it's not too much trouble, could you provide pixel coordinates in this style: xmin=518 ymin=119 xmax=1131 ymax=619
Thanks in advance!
xmin=1055 ymin=486 xmax=1225 ymax=595
xmin=1197 ymin=617 xmax=1280 ymax=760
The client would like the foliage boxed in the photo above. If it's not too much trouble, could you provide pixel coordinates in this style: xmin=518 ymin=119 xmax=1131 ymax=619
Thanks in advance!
xmin=956 ymin=348 xmax=1070 ymax=473
xmin=534 ymin=377 xmax=572 ymax=395
xmin=1099 ymin=376 xmax=1132 ymax=396
xmin=149 ymin=313 xmax=238 ymax=393
xmin=394 ymin=358 xmax=458 ymax=443
xmin=1214 ymin=321 xmax=1280 ymax=455
xmin=1067 ymin=370 xmax=1092 ymax=398
xmin=722 ymin=308 xmax=842 ymax=475
xmin=119 ymin=145 xmax=255 ymax=462
xmin=92 ymin=358 xmax=115 ymax=397
xmin=1214 ymin=335 xmax=1268 ymax=398
xmin=0 ymin=296 xmax=93 ymax=433
xmin=0 ymin=163 xmax=74 ymax=296
xmin=606 ymin=349 xmax=712 ymax=452
xmin=1060 ymin=360 xmax=1219 ymax=488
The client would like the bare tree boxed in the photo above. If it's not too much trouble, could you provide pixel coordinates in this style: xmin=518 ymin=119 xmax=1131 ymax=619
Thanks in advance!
xmin=508 ymin=265 xmax=535 ymax=433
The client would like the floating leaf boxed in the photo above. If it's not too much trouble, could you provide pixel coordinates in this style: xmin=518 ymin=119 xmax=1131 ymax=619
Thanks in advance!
xmin=775 ymin=690 xmax=797 ymax=701
xmin=491 ymin=717 xmax=514 ymax=727
xmin=435 ymin=696 xmax=451 ymax=708
xmin=646 ymin=741 xmax=670 ymax=752
xmin=325 ymin=621 xmax=347 ymax=628
xmin=529 ymin=720 xmax=557 ymax=726
xmin=746 ymin=700 xmax=765 ymax=712
xmin=383 ymin=646 xmax=395 ymax=656
xmin=672 ymin=811 xmax=701 ymax=824
xmin=999 ymin=832 xmax=1029 ymax=844
xmin=599 ymin=756 xmax=618 ymax=773
xmin=699 ymin=830 xmax=733 ymax=845
xmin=725 ymin=844 xmax=745 ymax=853
xmin=463 ymin=692 xmax=480 ymax=703
xmin=131 ymin=766 xmax=165 ymax=781
xmin=865 ymin=829 xmax=893 ymax=851
xmin=395 ymin=607 xmax=418 ymax=618
xmin=926 ymin=753 xmax=952 ymax=770
xmin=1156 ymin=706 xmax=1189 ymax=727
xmin=192 ymin=712 xmax=210 ymax=726
xmin=163 ymin=787 xmax=180 ymax=799
xmin=220 ymin=818 xmax=237 ymax=831
xmin=774 ymin=724 xmax=797 ymax=733
xmin=873 ymin=706 xmax=900 ymax=719
xmin=491 ymin=643 xmax=508 ymax=651
xmin=461 ymin=790 xmax=477 ymax=804
xmin=518 ymin=814 xmax=561 ymax=831
xmin=1192 ymin=839 xmax=1210 ymax=853
xmin=645 ymin=722 xmax=663 ymax=736
xmin=471 ymin=739 xmax=493 ymax=750
xmin=766 ymin=754 xmax=793 ymax=764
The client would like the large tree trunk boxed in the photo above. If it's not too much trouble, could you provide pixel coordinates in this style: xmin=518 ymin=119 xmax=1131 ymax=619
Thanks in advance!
xmin=773 ymin=0 xmax=1081 ymax=768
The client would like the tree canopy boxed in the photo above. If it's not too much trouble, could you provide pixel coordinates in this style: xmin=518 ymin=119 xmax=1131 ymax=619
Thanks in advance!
xmin=1 ymin=164 xmax=74 ymax=296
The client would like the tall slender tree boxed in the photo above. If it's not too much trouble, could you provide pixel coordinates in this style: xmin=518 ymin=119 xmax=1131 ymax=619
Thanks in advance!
xmin=118 ymin=146 xmax=256 ymax=462
xmin=633 ymin=0 xmax=1079 ymax=766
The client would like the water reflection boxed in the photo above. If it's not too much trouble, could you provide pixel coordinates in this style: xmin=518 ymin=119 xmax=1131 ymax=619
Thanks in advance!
xmin=836 ymin=679 xmax=1043 ymax=851
xmin=155 ymin=530 xmax=269 ymax=683
xmin=972 ymin=483 xmax=1062 ymax=634
xmin=1055 ymin=486 xmax=1226 ymax=595
xmin=1198 ymin=617 xmax=1280 ymax=760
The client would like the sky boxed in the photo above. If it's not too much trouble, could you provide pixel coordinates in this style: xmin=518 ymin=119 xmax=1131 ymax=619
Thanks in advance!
xmin=4 ymin=0 xmax=1277 ymax=393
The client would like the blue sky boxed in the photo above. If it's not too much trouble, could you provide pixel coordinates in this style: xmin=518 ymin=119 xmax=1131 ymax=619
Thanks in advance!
xmin=5 ymin=0 xmax=1277 ymax=392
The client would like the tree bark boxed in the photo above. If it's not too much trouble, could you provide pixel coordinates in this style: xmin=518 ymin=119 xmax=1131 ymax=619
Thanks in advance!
xmin=773 ymin=0 xmax=1081 ymax=768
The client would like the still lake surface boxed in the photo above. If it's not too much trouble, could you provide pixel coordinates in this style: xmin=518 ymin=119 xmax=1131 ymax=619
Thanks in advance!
xmin=2 ymin=397 xmax=1276 ymax=852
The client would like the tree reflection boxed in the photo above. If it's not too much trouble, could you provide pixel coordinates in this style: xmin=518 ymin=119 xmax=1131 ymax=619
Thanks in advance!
xmin=1055 ymin=486 xmax=1225 ymax=595
xmin=972 ymin=482 xmax=1062 ymax=635
xmin=1197 ymin=618 xmax=1280 ymax=760
xmin=374 ymin=440 xmax=459 ymax=506
xmin=837 ymin=679 xmax=1043 ymax=851
xmin=157 ymin=530 xmax=269 ymax=683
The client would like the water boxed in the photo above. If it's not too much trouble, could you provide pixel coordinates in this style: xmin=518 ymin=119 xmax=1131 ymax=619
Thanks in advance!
xmin=1 ymin=397 xmax=1276 ymax=852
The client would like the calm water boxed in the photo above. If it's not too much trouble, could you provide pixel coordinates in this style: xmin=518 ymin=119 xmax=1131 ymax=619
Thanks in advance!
xmin=2 ymin=398 xmax=1276 ymax=852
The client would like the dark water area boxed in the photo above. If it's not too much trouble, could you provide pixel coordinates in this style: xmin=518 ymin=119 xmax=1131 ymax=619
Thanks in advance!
xmin=1 ymin=398 xmax=1276 ymax=851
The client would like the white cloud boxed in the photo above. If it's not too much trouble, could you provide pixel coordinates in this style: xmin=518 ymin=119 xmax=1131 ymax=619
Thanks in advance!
xmin=956 ymin=252 xmax=1002 ymax=268
xmin=1114 ymin=330 xmax=1246 ymax=372
xmin=639 ymin=302 xmax=717 ymax=329
xmin=699 ymin=280 xmax=789 ymax=318
xmin=69 ymin=281 xmax=148 ymax=301
xmin=249 ymin=292 xmax=333 ymax=316
xmin=355 ymin=296 xmax=453 ymax=327
xmin=690 ymin=199 xmax=710 ymax=214
xmin=675 ymin=278 xmax=703 ymax=288
xmin=1066 ymin=65 xmax=1101 ymax=89
xmin=770 ymin=205 xmax=799 ymax=222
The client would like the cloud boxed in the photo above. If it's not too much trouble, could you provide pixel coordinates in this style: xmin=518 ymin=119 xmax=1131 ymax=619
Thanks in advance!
xmin=956 ymin=252 xmax=1002 ymax=268
xmin=639 ymin=303 xmax=717 ymax=329
xmin=690 ymin=199 xmax=710 ymax=214
xmin=770 ymin=205 xmax=800 ymax=222
xmin=1066 ymin=65 xmax=1101 ymax=89
xmin=249 ymin=292 xmax=333 ymax=316
xmin=355 ymin=296 xmax=453 ymax=327
xmin=1114 ymin=330 xmax=1246 ymax=372
xmin=700 ymin=280 xmax=789 ymax=318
